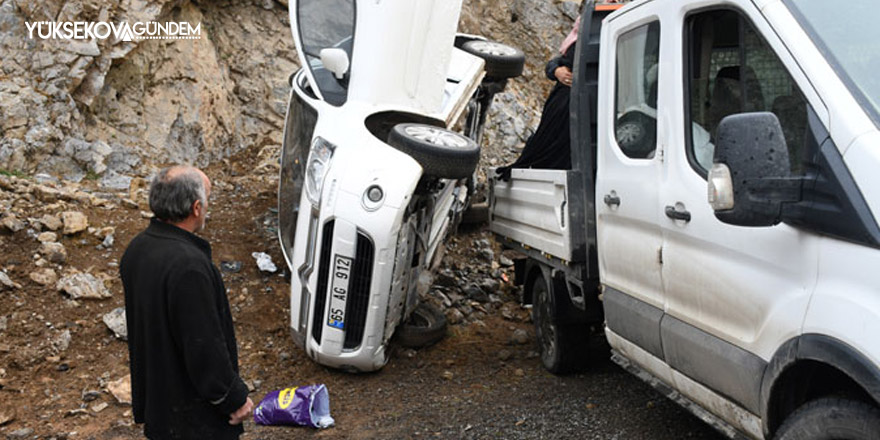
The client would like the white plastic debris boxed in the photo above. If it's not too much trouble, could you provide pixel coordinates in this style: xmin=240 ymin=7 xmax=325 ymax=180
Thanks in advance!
xmin=252 ymin=252 xmax=278 ymax=273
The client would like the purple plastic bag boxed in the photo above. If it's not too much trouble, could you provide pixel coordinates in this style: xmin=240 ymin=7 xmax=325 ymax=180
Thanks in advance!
xmin=252 ymin=384 xmax=334 ymax=428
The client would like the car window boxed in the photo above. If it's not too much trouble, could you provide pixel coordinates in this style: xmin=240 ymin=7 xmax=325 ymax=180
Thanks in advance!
xmin=614 ymin=21 xmax=661 ymax=159
xmin=297 ymin=0 xmax=355 ymax=106
xmin=686 ymin=9 xmax=809 ymax=175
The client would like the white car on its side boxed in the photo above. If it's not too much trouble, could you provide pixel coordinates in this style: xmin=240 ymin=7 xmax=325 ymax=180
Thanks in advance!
xmin=277 ymin=0 xmax=524 ymax=372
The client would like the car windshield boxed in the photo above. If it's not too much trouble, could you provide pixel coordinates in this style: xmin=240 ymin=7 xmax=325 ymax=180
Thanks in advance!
xmin=786 ymin=0 xmax=880 ymax=127
xmin=297 ymin=0 xmax=355 ymax=106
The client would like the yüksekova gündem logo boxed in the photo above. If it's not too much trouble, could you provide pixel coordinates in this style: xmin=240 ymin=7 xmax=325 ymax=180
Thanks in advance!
xmin=25 ymin=21 xmax=201 ymax=41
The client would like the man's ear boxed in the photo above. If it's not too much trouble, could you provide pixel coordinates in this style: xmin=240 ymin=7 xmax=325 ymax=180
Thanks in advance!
xmin=192 ymin=199 xmax=203 ymax=218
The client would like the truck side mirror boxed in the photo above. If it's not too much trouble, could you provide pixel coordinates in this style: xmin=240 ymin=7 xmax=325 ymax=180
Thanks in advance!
xmin=708 ymin=112 xmax=796 ymax=227
xmin=320 ymin=48 xmax=350 ymax=80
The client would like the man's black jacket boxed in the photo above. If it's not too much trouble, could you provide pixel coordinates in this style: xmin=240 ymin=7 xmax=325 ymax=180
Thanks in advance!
xmin=121 ymin=219 xmax=248 ymax=439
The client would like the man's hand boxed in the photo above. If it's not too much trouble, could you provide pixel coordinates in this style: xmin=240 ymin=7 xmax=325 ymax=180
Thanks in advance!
xmin=555 ymin=66 xmax=573 ymax=87
xmin=228 ymin=397 xmax=254 ymax=425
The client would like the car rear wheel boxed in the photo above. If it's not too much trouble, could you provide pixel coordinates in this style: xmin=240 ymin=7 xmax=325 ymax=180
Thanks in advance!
xmin=461 ymin=40 xmax=525 ymax=79
xmin=388 ymin=123 xmax=480 ymax=179
xmin=394 ymin=302 xmax=448 ymax=349
xmin=775 ymin=398 xmax=880 ymax=440
xmin=532 ymin=272 xmax=588 ymax=374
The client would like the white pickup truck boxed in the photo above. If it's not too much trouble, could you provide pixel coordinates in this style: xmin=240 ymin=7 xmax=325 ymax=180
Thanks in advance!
xmin=490 ymin=1 xmax=880 ymax=439
xmin=278 ymin=0 xmax=523 ymax=372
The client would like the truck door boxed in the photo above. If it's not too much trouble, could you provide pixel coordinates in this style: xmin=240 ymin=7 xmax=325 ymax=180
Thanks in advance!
xmin=596 ymin=15 xmax=666 ymax=361
xmin=658 ymin=4 xmax=820 ymax=414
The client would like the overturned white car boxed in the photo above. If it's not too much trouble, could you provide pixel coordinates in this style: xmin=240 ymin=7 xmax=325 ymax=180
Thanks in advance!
xmin=278 ymin=0 xmax=523 ymax=371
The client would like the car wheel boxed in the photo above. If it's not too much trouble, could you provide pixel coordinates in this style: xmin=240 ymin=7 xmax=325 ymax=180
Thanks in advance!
xmin=532 ymin=272 xmax=587 ymax=374
xmin=461 ymin=40 xmax=525 ymax=79
xmin=775 ymin=398 xmax=880 ymax=440
xmin=615 ymin=111 xmax=656 ymax=159
xmin=388 ymin=123 xmax=480 ymax=179
xmin=394 ymin=302 xmax=448 ymax=349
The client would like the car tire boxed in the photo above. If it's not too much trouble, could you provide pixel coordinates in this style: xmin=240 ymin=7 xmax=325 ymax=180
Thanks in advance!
xmin=615 ymin=111 xmax=656 ymax=159
xmin=775 ymin=397 xmax=880 ymax=440
xmin=461 ymin=40 xmax=525 ymax=79
xmin=388 ymin=123 xmax=480 ymax=179
xmin=532 ymin=273 xmax=588 ymax=374
xmin=395 ymin=302 xmax=448 ymax=349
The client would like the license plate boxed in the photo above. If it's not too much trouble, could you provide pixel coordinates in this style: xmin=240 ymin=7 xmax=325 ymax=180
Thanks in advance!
xmin=327 ymin=255 xmax=352 ymax=330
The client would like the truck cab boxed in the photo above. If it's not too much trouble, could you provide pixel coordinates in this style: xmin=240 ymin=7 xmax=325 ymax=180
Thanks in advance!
xmin=490 ymin=1 xmax=880 ymax=438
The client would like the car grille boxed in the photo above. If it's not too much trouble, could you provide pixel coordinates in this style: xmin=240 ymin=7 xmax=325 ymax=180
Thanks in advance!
xmin=343 ymin=233 xmax=374 ymax=349
xmin=312 ymin=220 xmax=334 ymax=344
xmin=312 ymin=222 xmax=374 ymax=350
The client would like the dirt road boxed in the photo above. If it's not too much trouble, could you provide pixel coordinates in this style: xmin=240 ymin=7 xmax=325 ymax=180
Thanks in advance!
xmin=0 ymin=149 xmax=723 ymax=439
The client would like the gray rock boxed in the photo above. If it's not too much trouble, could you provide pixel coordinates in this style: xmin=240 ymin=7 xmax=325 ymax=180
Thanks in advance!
xmin=0 ymin=271 xmax=20 ymax=290
xmin=40 ymin=241 xmax=67 ymax=264
xmin=53 ymin=329 xmax=71 ymax=352
xmin=445 ymin=308 xmax=464 ymax=325
xmin=479 ymin=278 xmax=500 ymax=293
xmin=1 ymin=214 xmax=25 ymax=233
xmin=498 ymin=349 xmax=513 ymax=361
xmin=29 ymin=268 xmax=58 ymax=286
xmin=0 ymin=315 xmax=7 ymax=332
xmin=37 ymin=231 xmax=58 ymax=243
xmin=101 ymin=234 xmax=114 ymax=248
xmin=499 ymin=255 xmax=515 ymax=267
xmin=464 ymin=284 xmax=489 ymax=303
xmin=39 ymin=214 xmax=63 ymax=231
xmin=61 ymin=211 xmax=89 ymax=235
xmin=511 ymin=328 xmax=530 ymax=345
xmin=103 ymin=307 xmax=127 ymax=340
xmin=7 ymin=428 xmax=34 ymax=439
xmin=56 ymin=272 xmax=111 ymax=299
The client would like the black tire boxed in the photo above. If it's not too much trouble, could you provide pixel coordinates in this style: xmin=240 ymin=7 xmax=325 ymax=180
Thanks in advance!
xmin=775 ymin=398 xmax=880 ymax=440
xmin=531 ymin=273 xmax=588 ymax=374
xmin=387 ymin=123 xmax=480 ymax=179
xmin=461 ymin=40 xmax=525 ymax=79
xmin=615 ymin=111 xmax=657 ymax=159
xmin=395 ymin=302 xmax=448 ymax=349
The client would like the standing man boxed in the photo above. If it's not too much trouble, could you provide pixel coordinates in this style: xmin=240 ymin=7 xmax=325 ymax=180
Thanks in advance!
xmin=121 ymin=165 xmax=253 ymax=439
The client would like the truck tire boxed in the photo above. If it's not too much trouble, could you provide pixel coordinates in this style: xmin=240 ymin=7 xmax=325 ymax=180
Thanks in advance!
xmin=532 ymin=274 xmax=588 ymax=374
xmin=461 ymin=40 xmax=525 ymax=79
xmin=615 ymin=111 xmax=656 ymax=159
xmin=394 ymin=302 xmax=448 ymax=349
xmin=775 ymin=398 xmax=880 ymax=440
xmin=388 ymin=123 xmax=480 ymax=179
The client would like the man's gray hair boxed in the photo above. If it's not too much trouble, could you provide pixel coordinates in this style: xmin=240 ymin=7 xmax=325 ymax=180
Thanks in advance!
xmin=149 ymin=167 xmax=207 ymax=223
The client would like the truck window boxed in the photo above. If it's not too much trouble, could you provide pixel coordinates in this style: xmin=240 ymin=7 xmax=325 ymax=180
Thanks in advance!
xmin=686 ymin=9 xmax=808 ymax=175
xmin=614 ymin=21 xmax=660 ymax=159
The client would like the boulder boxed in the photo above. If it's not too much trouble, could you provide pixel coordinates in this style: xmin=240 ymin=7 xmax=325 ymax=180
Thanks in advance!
xmin=39 ymin=214 xmax=63 ymax=231
xmin=61 ymin=211 xmax=89 ymax=235
xmin=103 ymin=307 xmax=127 ymax=340
xmin=56 ymin=272 xmax=111 ymax=299
xmin=107 ymin=375 xmax=132 ymax=405
xmin=1 ymin=214 xmax=24 ymax=233
xmin=37 ymin=231 xmax=58 ymax=243
xmin=29 ymin=268 xmax=58 ymax=286
xmin=39 ymin=242 xmax=67 ymax=264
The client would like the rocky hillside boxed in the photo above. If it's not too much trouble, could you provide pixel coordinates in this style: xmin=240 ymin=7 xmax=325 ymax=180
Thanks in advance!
xmin=0 ymin=0 xmax=583 ymax=184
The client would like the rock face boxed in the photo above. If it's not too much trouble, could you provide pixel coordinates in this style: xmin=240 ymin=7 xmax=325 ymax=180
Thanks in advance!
xmin=1 ymin=0 xmax=297 ymax=179
xmin=1 ymin=0 xmax=576 ymax=184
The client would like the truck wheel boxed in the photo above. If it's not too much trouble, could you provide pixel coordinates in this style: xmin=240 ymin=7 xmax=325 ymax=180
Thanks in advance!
xmin=615 ymin=111 xmax=656 ymax=159
xmin=461 ymin=40 xmax=525 ymax=79
xmin=532 ymin=274 xmax=587 ymax=374
xmin=394 ymin=302 xmax=447 ymax=349
xmin=388 ymin=123 xmax=480 ymax=179
xmin=775 ymin=398 xmax=880 ymax=440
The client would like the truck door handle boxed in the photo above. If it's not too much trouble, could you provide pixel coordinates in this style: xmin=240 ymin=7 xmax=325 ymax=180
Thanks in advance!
xmin=604 ymin=194 xmax=620 ymax=207
xmin=665 ymin=205 xmax=691 ymax=222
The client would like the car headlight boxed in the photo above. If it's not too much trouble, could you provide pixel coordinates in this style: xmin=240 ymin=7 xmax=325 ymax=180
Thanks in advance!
xmin=305 ymin=137 xmax=335 ymax=206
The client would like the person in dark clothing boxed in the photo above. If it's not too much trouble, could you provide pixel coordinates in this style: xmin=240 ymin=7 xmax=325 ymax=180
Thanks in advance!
xmin=496 ymin=16 xmax=581 ymax=180
xmin=120 ymin=166 xmax=253 ymax=440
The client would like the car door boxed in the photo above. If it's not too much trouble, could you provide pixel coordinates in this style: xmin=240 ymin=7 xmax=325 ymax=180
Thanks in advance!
xmin=658 ymin=2 xmax=821 ymax=415
xmin=596 ymin=12 xmax=666 ymax=362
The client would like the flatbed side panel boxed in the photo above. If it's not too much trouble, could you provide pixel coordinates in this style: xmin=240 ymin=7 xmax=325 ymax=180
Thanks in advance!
xmin=489 ymin=168 xmax=572 ymax=261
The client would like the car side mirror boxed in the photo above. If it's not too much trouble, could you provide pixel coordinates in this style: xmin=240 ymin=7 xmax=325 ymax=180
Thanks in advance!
xmin=708 ymin=112 xmax=799 ymax=227
xmin=320 ymin=48 xmax=350 ymax=80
